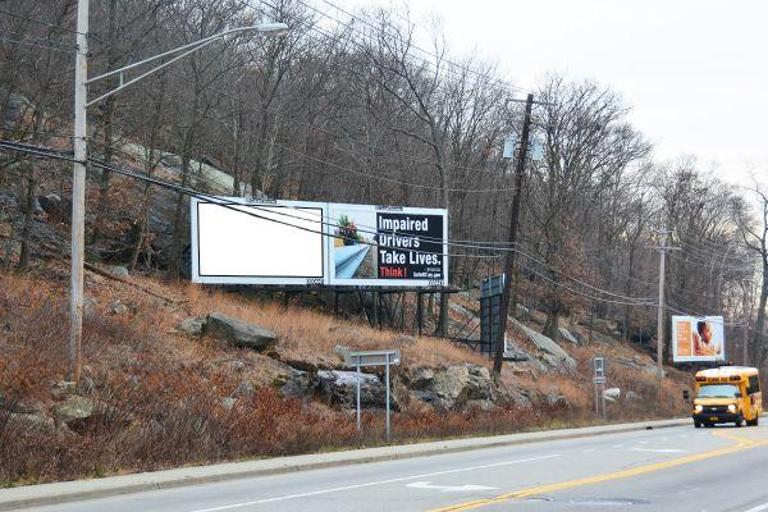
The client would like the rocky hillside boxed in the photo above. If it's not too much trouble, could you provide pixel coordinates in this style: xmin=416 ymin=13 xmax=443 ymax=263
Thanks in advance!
xmin=0 ymin=259 xmax=690 ymax=486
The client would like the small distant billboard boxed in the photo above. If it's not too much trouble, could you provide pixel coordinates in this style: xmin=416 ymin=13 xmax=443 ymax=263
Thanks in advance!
xmin=190 ymin=198 xmax=448 ymax=288
xmin=671 ymin=315 xmax=726 ymax=363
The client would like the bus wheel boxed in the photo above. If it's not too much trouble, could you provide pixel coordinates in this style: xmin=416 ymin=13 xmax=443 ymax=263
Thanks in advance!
xmin=694 ymin=421 xmax=701 ymax=428
xmin=736 ymin=416 xmax=744 ymax=428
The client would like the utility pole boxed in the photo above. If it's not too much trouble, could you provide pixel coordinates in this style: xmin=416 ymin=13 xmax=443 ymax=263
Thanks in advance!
xmin=654 ymin=228 xmax=677 ymax=405
xmin=493 ymin=93 xmax=534 ymax=377
xmin=68 ymin=0 xmax=89 ymax=384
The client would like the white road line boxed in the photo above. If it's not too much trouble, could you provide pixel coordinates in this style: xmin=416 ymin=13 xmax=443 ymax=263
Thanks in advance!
xmin=582 ymin=448 xmax=596 ymax=453
xmin=187 ymin=454 xmax=562 ymax=512
xmin=628 ymin=448 xmax=686 ymax=453
xmin=744 ymin=503 xmax=768 ymax=512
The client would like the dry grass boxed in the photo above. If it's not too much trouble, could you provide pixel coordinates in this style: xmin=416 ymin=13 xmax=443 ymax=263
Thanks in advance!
xmin=0 ymin=265 xmax=689 ymax=486
xmin=179 ymin=283 xmax=490 ymax=369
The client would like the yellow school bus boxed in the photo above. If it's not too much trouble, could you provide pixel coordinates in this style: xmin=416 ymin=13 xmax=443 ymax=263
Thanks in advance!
xmin=692 ymin=366 xmax=762 ymax=428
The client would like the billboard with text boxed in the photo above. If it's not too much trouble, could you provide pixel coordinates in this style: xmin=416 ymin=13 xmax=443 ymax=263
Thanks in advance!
xmin=190 ymin=198 xmax=448 ymax=288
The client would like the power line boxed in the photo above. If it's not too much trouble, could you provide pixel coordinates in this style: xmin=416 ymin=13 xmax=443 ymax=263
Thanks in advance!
xmin=2 ymin=139 xmax=660 ymax=306
xmin=0 ymin=35 xmax=74 ymax=54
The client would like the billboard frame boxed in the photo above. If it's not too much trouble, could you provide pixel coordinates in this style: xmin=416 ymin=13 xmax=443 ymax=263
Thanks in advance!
xmin=191 ymin=197 xmax=326 ymax=286
xmin=190 ymin=198 xmax=449 ymax=288
xmin=671 ymin=315 xmax=726 ymax=363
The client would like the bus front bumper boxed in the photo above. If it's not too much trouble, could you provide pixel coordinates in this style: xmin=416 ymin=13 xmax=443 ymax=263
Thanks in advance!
xmin=693 ymin=413 xmax=740 ymax=424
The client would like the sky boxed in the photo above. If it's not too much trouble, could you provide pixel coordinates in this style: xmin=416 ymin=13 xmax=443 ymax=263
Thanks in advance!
xmin=334 ymin=0 xmax=768 ymax=187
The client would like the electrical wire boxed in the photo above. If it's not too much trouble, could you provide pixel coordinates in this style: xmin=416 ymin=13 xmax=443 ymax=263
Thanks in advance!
xmin=1 ymin=139 xmax=661 ymax=306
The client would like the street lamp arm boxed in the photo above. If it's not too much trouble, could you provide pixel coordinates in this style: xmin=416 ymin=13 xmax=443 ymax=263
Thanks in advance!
xmin=84 ymin=22 xmax=288 ymax=107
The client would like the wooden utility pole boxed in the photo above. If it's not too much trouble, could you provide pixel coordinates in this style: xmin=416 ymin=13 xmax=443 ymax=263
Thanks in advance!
xmin=654 ymin=228 xmax=677 ymax=405
xmin=493 ymin=93 xmax=534 ymax=377
xmin=68 ymin=0 xmax=89 ymax=384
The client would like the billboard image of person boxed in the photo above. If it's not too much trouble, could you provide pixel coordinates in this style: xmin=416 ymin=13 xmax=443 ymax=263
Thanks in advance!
xmin=671 ymin=315 xmax=725 ymax=363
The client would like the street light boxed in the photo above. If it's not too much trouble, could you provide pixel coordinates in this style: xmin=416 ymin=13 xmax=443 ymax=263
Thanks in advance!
xmin=68 ymin=0 xmax=288 ymax=383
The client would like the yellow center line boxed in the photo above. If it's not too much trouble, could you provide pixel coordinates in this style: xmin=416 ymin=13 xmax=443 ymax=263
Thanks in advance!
xmin=428 ymin=430 xmax=768 ymax=512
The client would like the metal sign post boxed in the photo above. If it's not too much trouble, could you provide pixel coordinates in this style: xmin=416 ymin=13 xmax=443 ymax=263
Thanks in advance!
xmin=593 ymin=357 xmax=607 ymax=420
xmin=345 ymin=350 xmax=401 ymax=441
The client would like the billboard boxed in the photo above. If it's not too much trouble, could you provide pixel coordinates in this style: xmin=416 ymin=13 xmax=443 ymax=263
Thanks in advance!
xmin=328 ymin=203 xmax=447 ymax=287
xmin=190 ymin=198 xmax=448 ymax=288
xmin=671 ymin=316 xmax=726 ymax=363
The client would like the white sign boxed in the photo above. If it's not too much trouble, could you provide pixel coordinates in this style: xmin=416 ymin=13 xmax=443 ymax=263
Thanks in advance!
xmin=190 ymin=198 xmax=449 ymax=288
xmin=191 ymin=198 xmax=325 ymax=285
xmin=671 ymin=315 xmax=726 ymax=363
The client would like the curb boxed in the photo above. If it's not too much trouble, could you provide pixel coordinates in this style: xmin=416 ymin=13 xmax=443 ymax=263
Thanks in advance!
xmin=0 ymin=418 xmax=688 ymax=511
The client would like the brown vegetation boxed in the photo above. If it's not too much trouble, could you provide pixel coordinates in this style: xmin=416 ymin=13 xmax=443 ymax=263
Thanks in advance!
xmin=0 ymin=266 xmax=689 ymax=486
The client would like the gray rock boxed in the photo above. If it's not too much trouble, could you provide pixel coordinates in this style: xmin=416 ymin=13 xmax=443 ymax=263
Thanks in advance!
xmin=409 ymin=367 xmax=435 ymax=390
xmin=559 ymin=327 xmax=579 ymax=345
xmin=227 ymin=360 xmax=247 ymax=373
xmin=317 ymin=370 xmax=386 ymax=408
xmin=221 ymin=397 xmax=237 ymax=411
xmin=232 ymin=382 xmax=254 ymax=398
xmin=51 ymin=380 xmax=77 ymax=399
xmin=204 ymin=312 xmax=278 ymax=350
xmin=625 ymin=391 xmax=642 ymax=402
xmin=51 ymin=395 xmax=96 ymax=425
xmin=0 ymin=395 xmax=42 ymax=415
xmin=104 ymin=265 xmax=130 ymax=280
xmin=509 ymin=318 xmax=577 ymax=373
xmin=465 ymin=365 xmax=493 ymax=401
xmin=514 ymin=303 xmax=530 ymax=319
xmin=544 ymin=392 xmax=569 ymax=408
xmin=465 ymin=399 xmax=496 ymax=411
xmin=83 ymin=297 xmax=98 ymax=319
xmin=179 ymin=316 xmax=206 ymax=336
xmin=6 ymin=412 xmax=55 ymax=434
xmin=108 ymin=299 xmax=128 ymax=315
xmin=411 ymin=364 xmax=492 ymax=409
xmin=281 ymin=369 xmax=315 ymax=399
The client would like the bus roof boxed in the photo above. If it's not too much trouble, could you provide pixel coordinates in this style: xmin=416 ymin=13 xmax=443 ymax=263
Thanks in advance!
xmin=695 ymin=366 xmax=758 ymax=378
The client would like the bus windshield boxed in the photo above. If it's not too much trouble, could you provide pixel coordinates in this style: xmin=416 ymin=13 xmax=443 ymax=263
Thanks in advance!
xmin=697 ymin=384 xmax=739 ymax=398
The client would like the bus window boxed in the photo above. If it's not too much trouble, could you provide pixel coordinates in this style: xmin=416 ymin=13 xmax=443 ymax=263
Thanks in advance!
xmin=748 ymin=376 xmax=760 ymax=394
xmin=697 ymin=384 xmax=740 ymax=398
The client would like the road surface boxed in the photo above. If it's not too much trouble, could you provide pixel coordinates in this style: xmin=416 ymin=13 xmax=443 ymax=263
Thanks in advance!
xmin=19 ymin=423 xmax=768 ymax=512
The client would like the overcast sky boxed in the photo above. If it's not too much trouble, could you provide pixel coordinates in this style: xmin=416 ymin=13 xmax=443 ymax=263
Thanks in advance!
xmin=336 ymin=0 xmax=767 ymax=186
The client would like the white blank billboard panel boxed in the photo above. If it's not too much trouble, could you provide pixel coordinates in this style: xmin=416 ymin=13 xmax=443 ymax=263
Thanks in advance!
xmin=193 ymin=199 xmax=324 ymax=284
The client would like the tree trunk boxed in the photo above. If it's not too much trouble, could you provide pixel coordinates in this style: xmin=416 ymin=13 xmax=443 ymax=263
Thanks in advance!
xmin=16 ymin=163 xmax=34 ymax=269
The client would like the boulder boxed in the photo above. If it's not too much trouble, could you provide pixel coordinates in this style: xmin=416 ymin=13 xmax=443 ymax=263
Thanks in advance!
xmin=317 ymin=370 xmax=386 ymax=408
xmin=514 ymin=303 xmax=530 ymax=320
xmin=104 ymin=265 xmax=130 ymax=280
xmin=409 ymin=364 xmax=492 ymax=409
xmin=179 ymin=316 xmax=206 ymax=336
xmin=529 ymin=309 xmax=547 ymax=325
xmin=204 ymin=312 xmax=278 ymax=350
xmin=108 ymin=299 xmax=128 ymax=315
xmin=232 ymin=382 xmax=254 ymax=398
xmin=408 ymin=367 xmax=435 ymax=390
xmin=465 ymin=365 xmax=493 ymax=401
xmin=51 ymin=396 xmax=96 ymax=424
xmin=6 ymin=412 xmax=55 ymax=434
xmin=50 ymin=380 xmax=77 ymax=399
xmin=559 ymin=327 xmax=579 ymax=345
xmin=509 ymin=318 xmax=577 ymax=373
xmin=0 ymin=392 xmax=42 ymax=415
xmin=281 ymin=369 xmax=315 ymax=399
xmin=544 ymin=392 xmax=569 ymax=408
xmin=221 ymin=397 xmax=237 ymax=411
xmin=624 ymin=390 xmax=642 ymax=402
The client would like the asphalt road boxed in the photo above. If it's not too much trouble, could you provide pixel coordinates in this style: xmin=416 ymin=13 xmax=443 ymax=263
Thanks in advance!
xmin=20 ymin=422 xmax=768 ymax=512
